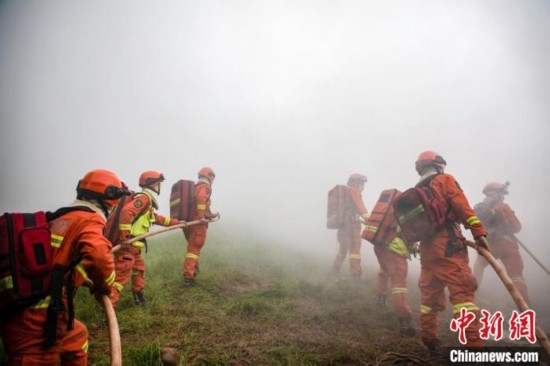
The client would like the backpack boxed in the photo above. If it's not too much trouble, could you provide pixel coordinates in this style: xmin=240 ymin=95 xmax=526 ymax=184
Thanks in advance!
xmin=392 ymin=175 xmax=448 ymax=242
xmin=362 ymin=189 xmax=401 ymax=246
xmin=105 ymin=193 xmax=133 ymax=243
xmin=170 ymin=180 xmax=196 ymax=222
xmin=327 ymin=185 xmax=348 ymax=229
xmin=0 ymin=207 xmax=92 ymax=316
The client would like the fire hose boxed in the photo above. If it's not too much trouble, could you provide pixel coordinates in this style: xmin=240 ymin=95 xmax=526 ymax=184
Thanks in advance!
xmin=83 ymin=279 xmax=122 ymax=366
xmin=111 ymin=216 xmax=220 ymax=254
xmin=512 ymin=235 xmax=550 ymax=278
xmin=465 ymin=240 xmax=550 ymax=357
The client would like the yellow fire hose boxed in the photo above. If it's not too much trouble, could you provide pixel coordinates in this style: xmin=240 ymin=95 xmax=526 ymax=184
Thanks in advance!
xmin=111 ymin=216 xmax=220 ymax=253
xmin=465 ymin=240 xmax=550 ymax=358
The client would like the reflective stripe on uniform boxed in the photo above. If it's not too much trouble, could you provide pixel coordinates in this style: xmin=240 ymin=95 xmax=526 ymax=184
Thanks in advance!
xmin=364 ymin=225 xmax=377 ymax=233
xmin=105 ymin=270 xmax=115 ymax=286
xmin=75 ymin=264 xmax=89 ymax=279
xmin=51 ymin=234 xmax=63 ymax=248
xmin=349 ymin=254 xmax=361 ymax=260
xmin=0 ymin=276 xmax=13 ymax=291
xmin=391 ymin=287 xmax=408 ymax=295
xmin=31 ymin=296 xmax=51 ymax=309
xmin=113 ymin=282 xmax=124 ymax=292
xmin=511 ymin=277 xmax=526 ymax=284
xmin=196 ymin=204 xmax=206 ymax=210
xmin=420 ymin=304 xmax=432 ymax=314
xmin=82 ymin=340 xmax=89 ymax=353
xmin=119 ymin=224 xmax=132 ymax=231
xmin=466 ymin=216 xmax=481 ymax=226
xmin=163 ymin=217 xmax=171 ymax=225
xmin=452 ymin=302 xmax=479 ymax=314
xmin=186 ymin=252 xmax=199 ymax=260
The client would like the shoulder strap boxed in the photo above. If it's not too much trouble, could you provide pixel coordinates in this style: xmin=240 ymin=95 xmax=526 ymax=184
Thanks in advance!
xmin=46 ymin=206 xmax=95 ymax=222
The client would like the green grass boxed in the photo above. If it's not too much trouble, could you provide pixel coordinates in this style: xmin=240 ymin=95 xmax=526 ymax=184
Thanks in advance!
xmin=2 ymin=224 xmax=493 ymax=366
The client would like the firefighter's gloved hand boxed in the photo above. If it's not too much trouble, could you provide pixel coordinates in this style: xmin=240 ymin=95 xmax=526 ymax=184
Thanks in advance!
xmin=475 ymin=236 xmax=489 ymax=251
xmin=199 ymin=218 xmax=208 ymax=224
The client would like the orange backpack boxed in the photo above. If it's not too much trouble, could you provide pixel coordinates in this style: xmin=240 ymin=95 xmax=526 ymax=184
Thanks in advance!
xmin=362 ymin=189 xmax=401 ymax=246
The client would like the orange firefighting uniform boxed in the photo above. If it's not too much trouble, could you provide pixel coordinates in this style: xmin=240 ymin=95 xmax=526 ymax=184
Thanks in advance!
xmin=183 ymin=179 xmax=215 ymax=280
xmin=374 ymin=235 xmax=413 ymax=321
xmin=473 ymin=200 xmax=528 ymax=303
xmin=110 ymin=190 xmax=178 ymax=306
xmin=417 ymin=172 xmax=487 ymax=348
xmin=0 ymin=200 xmax=115 ymax=365
xmin=333 ymin=186 xmax=369 ymax=278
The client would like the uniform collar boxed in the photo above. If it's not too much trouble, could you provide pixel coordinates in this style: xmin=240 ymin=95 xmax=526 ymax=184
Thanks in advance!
xmin=69 ymin=199 xmax=107 ymax=222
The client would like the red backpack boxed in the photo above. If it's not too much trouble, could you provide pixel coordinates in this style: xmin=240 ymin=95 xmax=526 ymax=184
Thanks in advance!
xmin=170 ymin=180 xmax=196 ymax=222
xmin=326 ymin=185 xmax=348 ymax=229
xmin=392 ymin=175 xmax=448 ymax=242
xmin=362 ymin=189 xmax=401 ymax=246
xmin=0 ymin=207 xmax=93 ymax=315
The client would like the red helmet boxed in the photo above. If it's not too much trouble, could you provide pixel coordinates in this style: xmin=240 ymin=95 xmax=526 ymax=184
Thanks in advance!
xmin=139 ymin=171 xmax=165 ymax=194
xmin=483 ymin=182 xmax=509 ymax=195
xmin=198 ymin=167 xmax=216 ymax=180
xmin=348 ymin=173 xmax=367 ymax=185
xmin=76 ymin=169 xmax=128 ymax=207
xmin=415 ymin=151 xmax=447 ymax=174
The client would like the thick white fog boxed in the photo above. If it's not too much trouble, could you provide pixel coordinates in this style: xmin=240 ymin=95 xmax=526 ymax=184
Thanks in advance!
xmin=1 ymin=1 xmax=549 ymax=320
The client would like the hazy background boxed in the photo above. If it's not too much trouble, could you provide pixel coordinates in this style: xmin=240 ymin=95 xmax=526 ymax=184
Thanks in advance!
xmin=1 ymin=1 xmax=549 ymax=323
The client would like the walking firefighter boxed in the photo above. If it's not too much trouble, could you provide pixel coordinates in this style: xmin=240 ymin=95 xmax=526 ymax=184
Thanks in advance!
xmin=473 ymin=181 xmax=530 ymax=304
xmin=328 ymin=173 xmax=370 ymax=279
xmin=0 ymin=169 xmax=128 ymax=365
xmin=362 ymin=188 xmax=416 ymax=336
xmin=181 ymin=167 xmax=220 ymax=287
xmin=395 ymin=151 xmax=489 ymax=352
xmin=107 ymin=171 xmax=179 ymax=307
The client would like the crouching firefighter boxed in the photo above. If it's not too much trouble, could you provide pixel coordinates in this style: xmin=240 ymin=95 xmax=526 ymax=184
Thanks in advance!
xmin=0 ymin=169 xmax=127 ymax=365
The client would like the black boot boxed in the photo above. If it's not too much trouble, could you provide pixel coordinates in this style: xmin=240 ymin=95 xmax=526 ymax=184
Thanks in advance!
xmin=398 ymin=317 xmax=416 ymax=336
xmin=183 ymin=278 xmax=195 ymax=287
xmin=425 ymin=338 xmax=443 ymax=357
xmin=133 ymin=291 xmax=145 ymax=306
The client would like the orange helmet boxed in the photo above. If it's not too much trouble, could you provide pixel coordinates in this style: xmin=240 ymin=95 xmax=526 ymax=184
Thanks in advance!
xmin=76 ymin=169 xmax=128 ymax=207
xmin=415 ymin=151 xmax=447 ymax=174
xmin=347 ymin=173 xmax=367 ymax=185
xmin=483 ymin=182 xmax=509 ymax=195
xmin=198 ymin=167 xmax=216 ymax=181
xmin=139 ymin=171 xmax=165 ymax=194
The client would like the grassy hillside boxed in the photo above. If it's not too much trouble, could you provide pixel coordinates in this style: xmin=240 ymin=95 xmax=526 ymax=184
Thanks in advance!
xmin=2 ymin=223 xmax=546 ymax=365
xmin=81 ymin=225 xmax=449 ymax=365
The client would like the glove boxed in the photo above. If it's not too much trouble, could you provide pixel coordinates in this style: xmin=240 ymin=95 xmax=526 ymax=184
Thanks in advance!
xmin=475 ymin=235 xmax=490 ymax=251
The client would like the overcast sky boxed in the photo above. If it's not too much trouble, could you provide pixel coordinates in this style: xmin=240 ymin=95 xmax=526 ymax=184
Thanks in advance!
xmin=1 ymin=1 xmax=549 ymax=309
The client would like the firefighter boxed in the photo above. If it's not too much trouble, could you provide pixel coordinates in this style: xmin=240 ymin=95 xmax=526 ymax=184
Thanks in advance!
xmin=473 ymin=182 xmax=529 ymax=304
xmin=413 ymin=151 xmax=488 ymax=352
xmin=373 ymin=234 xmax=417 ymax=336
xmin=182 ymin=167 xmax=219 ymax=286
xmin=333 ymin=173 xmax=370 ymax=279
xmin=109 ymin=171 xmax=179 ymax=307
xmin=0 ymin=169 xmax=127 ymax=365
